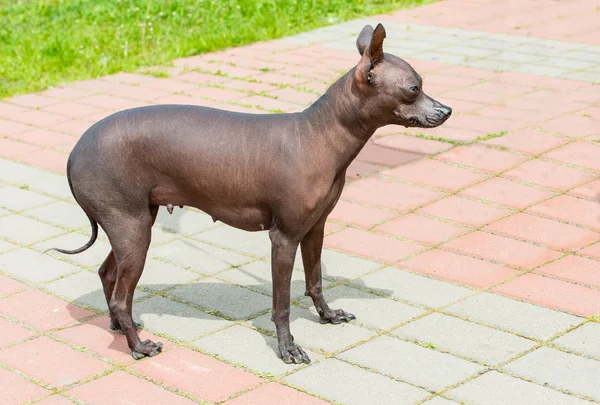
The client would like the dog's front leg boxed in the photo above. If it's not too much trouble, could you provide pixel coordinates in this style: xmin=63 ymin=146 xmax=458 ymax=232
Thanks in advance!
xmin=269 ymin=228 xmax=310 ymax=364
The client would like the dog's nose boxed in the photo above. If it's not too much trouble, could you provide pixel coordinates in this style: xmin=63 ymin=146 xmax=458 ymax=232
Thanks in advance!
xmin=436 ymin=105 xmax=452 ymax=118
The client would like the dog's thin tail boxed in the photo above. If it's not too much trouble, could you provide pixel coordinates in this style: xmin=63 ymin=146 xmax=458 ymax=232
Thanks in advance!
xmin=44 ymin=157 xmax=98 ymax=255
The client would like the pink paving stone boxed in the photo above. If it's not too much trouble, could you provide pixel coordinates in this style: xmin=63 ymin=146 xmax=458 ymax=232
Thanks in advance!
xmin=374 ymin=134 xmax=453 ymax=155
xmin=412 ymin=126 xmax=483 ymax=143
xmin=6 ymin=94 xmax=60 ymax=108
xmin=10 ymin=128 xmax=78 ymax=148
xmin=139 ymin=77 xmax=200 ymax=93
xmin=188 ymin=87 xmax=247 ymax=102
xmin=345 ymin=160 xmax=384 ymax=180
xmin=444 ymin=88 xmax=509 ymax=105
xmin=109 ymin=86 xmax=173 ymax=102
xmin=254 ymin=72 xmax=311 ymax=86
xmin=15 ymin=148 xmax=68 ymax=174
xmin=536 ymin=255 xmax=600 ymax=288
xmin=569 ymin=179 xmax=600 ymax=200
xmin=0 ymin=290 xmax=94 ymax=331
xmin=10 ymin=109 xmax=70 ymax=127
xmin=468 ymin=81 xmax=532 ymax=96
xmin=325 ymin=228 xmax=424 ymax=263
xmin=0 ymin=275 xmax=26 ymax=296
xmin=173 ymin=71 xmax=231 ymax=86
xmin=461 ymin=177 xmax=554 ymax=209
xmin=0 ymin=118 xmax=33 ymax=135
xmin=357 ymin=142 xmax=422 ymax=167
xmin=41 ymin=86 xmax=93 ymax=100
xmin=401 ymin=249 xmax=518 ymax=289
xmin=0 ymin=102 xmax=29 ymax=117
xmin=544 ymin=141 xmax=600 ymax=171
xmin=376 ymin=214 xmax=468 ymax=244
xmin=503 ymin=159 xmax=596 ymax=190
xmin=0 ymin=367 xmax=49 ymax=405
xmin=268 ymin=87 xmax=318 ymax=106
xmin=342 ymin=176 xmax=444 ymax=211
xmin=578 ymin=242 xmax=600 ymax=260
xmin=0 ymin=336 xmax=110 ymax=388
xmin=447 ymin=113 xmax=522 ymax=133
xmin=55 ymin=316 xmax=173 ymax=365
xmin=436 ymin=144 xmax=525 ymax=172
xmin=69 ymin=371 xmax=197 ymax=405
xmin=540 ymin=114 xmax=599 ymax=138
xmin=325 ymin=221 xmax=344 ymax=235
xmin=493 ymin=274 xmax=600 ymax=317
xmin=33 ymin=395 xmax=76 ymax=405
xmin=476 ymin=105 xmax=541 ymax=123
xmin=42 ymin=101 xmax=107 ymax=119
xmin=102 ymin=72 xmax=155 ymax=85
xmin=0 ymin=317 xmax=35 ymax=348
xmin=130 ymin=346 xmax=262 ymax=402
xmin=443 ymin=231 xmax=561 ymax=269
xmin=328 ymin=200 xmax=396 ymax=228
xmin=223 ymin=383 xmax=329 ymax=405
xmin=0 ymin=138 xmax=41 ymax=158
xmin=484 ymin=213 xmax=599 ymax=251
xmin=238 ymin=95 xmax=301 ymax=112
xmin=221 ymin=78 xmax=279 ymax=93
xmin=79 ymin=94 xmax=147 ymax=110
xmin=528 ymin=195 xmax=600 ymax=230
xmin=51 ymin=118 xmax=96 ymax=136
xmin=417 ymin=195 xmax=512 ymax=226
xmin=382 ymin=158 xmax=486 ymax=191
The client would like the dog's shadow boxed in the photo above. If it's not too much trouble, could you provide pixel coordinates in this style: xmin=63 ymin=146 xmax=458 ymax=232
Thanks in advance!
xmin=66 ymin=266 xmax=393 ymax=359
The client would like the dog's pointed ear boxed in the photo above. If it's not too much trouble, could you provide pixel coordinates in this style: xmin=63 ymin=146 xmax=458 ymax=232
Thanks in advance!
xmin=368 ymin=23 xmax=386 ymax=65
xmin=356 ymin=25 xmax=374 ymax=56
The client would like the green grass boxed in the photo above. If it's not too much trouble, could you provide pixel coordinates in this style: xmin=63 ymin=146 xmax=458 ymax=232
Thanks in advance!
xmin=0 ymin=0 xmax=432 ymax=99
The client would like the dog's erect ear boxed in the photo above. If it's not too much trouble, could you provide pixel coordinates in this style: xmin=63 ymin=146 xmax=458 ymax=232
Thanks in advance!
xmin=368 ymin=23 xmax=386 ymax=65
xmin=356 ymin=25 xmax=374 ymax=56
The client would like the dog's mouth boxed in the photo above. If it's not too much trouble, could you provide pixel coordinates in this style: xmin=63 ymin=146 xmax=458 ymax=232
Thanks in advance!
xmin=399 ymin=111 xmax=451 ymax=128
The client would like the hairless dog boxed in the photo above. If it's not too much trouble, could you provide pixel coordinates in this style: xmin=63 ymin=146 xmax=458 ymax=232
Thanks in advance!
xmin=51 ymin=23 xmax=451 ymax=363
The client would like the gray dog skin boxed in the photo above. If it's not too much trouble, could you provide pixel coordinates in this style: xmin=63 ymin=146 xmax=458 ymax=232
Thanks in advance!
xmin=52 ymin=24 xmax=451 ymax=363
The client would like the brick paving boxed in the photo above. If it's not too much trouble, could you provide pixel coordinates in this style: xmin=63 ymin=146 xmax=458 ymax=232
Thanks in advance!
xmin=1 ymin=0 xmax=600 ymax=404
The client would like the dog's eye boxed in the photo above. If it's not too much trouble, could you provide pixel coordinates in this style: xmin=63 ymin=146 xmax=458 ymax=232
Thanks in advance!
xmin=409 ymin=86 xmax=419 ymax=93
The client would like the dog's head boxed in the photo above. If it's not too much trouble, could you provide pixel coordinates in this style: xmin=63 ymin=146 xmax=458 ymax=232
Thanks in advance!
xmin=354 ymin=23 xmax=451 ymax=128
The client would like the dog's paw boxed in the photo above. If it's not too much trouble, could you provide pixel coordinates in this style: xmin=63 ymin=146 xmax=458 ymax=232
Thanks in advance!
xmin=131 ymin=339 xmax=163 ymax=360
xmin=279 ymin=343 xmax=311 ymax=364
xmin=110 ymin=320 xmax=142 ymax=334
xmin=319 ymin=308 xmax=356 ymax=325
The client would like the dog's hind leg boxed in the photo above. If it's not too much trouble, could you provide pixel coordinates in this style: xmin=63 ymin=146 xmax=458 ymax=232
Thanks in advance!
xmin=104 ymin=205 xmax=162 ymax=359
xmin=301 ymin=216 xmax=356 ymax=324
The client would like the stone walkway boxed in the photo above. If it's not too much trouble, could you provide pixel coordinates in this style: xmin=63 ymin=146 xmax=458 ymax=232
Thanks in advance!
xmin=1 ymin=0 xmax=600 ymax=404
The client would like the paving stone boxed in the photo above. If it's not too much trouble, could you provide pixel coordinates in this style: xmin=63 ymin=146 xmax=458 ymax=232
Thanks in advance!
xmin=0 ymin=159 xmax=72 ymax=200
xmin=223 ymin=383 xmax=330 ymax=405
xmin=449 ymin=370 xmax=593 ymax=405
xmin=298 ymin=285 xmax=424 ymax=330
xmin=0 ymin=186 xmax=55 ymax=211
xmin=194 ymin=226 xmax=271 ymax=257
xmin=353 ymin=267 xmax=472 ymax=308
xmin=23 ymin=201 xmax=89 ymax=230
xmin=0 ymin=215 xmax=65 ymax=245
xmin=218 ymin=260 xmax=331 ymax=299
xmin=33 ymin=232 xmax=111 ymax=268
xmin=504 ymin=347 xmax=600 ymax=401
xmin=446 ymin=292 xmax=582 ymax=340
xmin=138 ymin=258 xmax=202 ymax=291
xmin=554 ymin=322 xmax=600 ymax=360
xmin=338 ymin=335 xmax=484 ymax=391
xmin=193 ymin=324 xmax=319 ymax=376
xmin=0 ymin=367 xmax=50 ymax=405
xmin=155 ymin=207 xmax=217 ymax=234
xmin=421 ymin=398 xmax=461 ymax=405
xmin=44 ymin=270 xmax=146 ymax=311
xmin=250 ymin=307 xmax=375 ymax=353
xmin=0 ymin=239 xmax=19 ymax=253
xmin=152 ymin=238 xmax=252 ymax=274
xmin=393 ymin=313 xmax=536 ymax=365
xmin=0 ymin=248 xmax=80 ymax=283
xmin=168 ymin=278 xmax=271 ymax=320
xmin=293 ymin=248 xmax=382 ymax=281
xmin=132 ymin=295 xmax=233 ymax=341
xmin=284 ymin=358 xmax=429 ymax=405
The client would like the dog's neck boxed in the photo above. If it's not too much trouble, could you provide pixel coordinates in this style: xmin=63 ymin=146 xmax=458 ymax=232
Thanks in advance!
xmin=299 ymin=69 xmax=384 ymax=174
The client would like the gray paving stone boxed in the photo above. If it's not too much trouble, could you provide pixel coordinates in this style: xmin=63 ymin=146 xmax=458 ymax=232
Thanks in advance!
xmin=450 ymin=370 xmax=593 ymax=405
xmin=298 ymin=285 xmax=425 ymax=330
xmin=23 ymin=201 xmax=90 ymax=230
xmin=168 ymin=278 xmax=271 ymax=319
xmin=421 ymin=398 xmax=461 ymax=405
xmin=152 ymin=237 xmax=252 ymax=274
xmin=446 ymin=292 xmax=581 ymax=340
xmin=489 ymin=51 xmax=544 ymax=64
xmin=218 ymin=260 xmax=331 ymax=299
xmin=561 ymin=71 xmax=600 ymax=83
xmin=0 ymin=207 xmax=10 ymax=217
xmin=0 ymin=248 xmax=80 ymax=283
xmin=0 ymin=159 xmax=72 ymax=200
xmin=549 ymin=58 xmax=595 ymax=71
xmin=554 ymin=322 xmax=600 ymax=360
xmin=0 ymin=186 xmax=55 ymax=211
xmin=504 ymin=347 xmax=600 ymax=401
xmin=0 ymin=215 xmax=65 ymax=245
xmin=0 ymin=239 xmax=19 ymax=254
xmin=250 ymin=307 xmax=375 ymax=353
xmin=194 ymin=226 xmax=271 ymax=257
xmin=44 ymin=270 xmax=146 ymax=311
xmin=467 ymin=59 xmax=522 ymax=72
xmin=33 ymin=232 xmax=111 ymax=268
xmin=564 ymin=50 xmax=600 ymax=63
xmin=465 ymin=38 xmax=513 ymax=51
xmin=193 ymin=324 xmax=319 ymax=376
xmin=393 ymin=313 xmax=536 ymax=365
xmin=284 ymin=358 xmax=429 ymax=405
xmin=138 ymin=258 xmax=202 ymax=291
xmin=354 ymin=267 xmax=472 ymax=308
xmin=149 ymin=226 xmax=179 ymax=246
xmin=155 ymin=207 xmax=216 ymax=235
xmin=443 ymin=46 xmax=498 ymax=58
xmin=512 ymin=64 xmax=570 ymax=77
xmin=133 ymin=295 xmax=232 ymax=341
xmin=416 ymin=52 xmax=470 ymax=65
xmin=338 ymin=335 xmax=484 ymax=391
xmin=295 ymin=249 xmax=382 ymax=281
